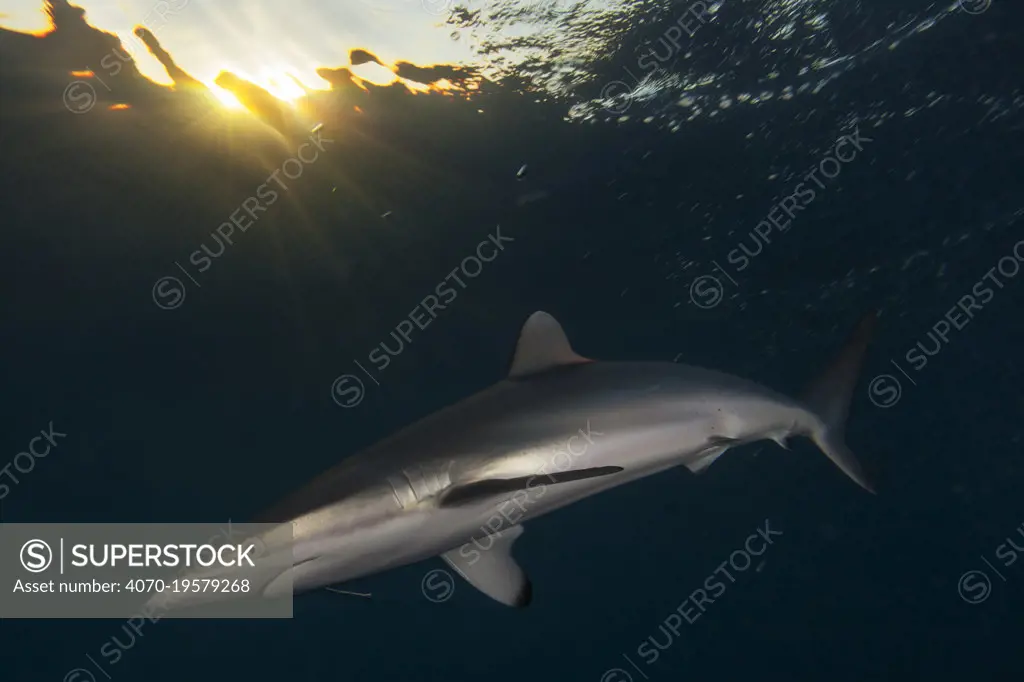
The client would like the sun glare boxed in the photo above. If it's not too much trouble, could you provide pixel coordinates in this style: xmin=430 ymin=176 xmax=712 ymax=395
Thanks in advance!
xmin=261 ymin=70 xmax=308 ymax=103
xmin=207 ymin=84 xmax=243 ymax=109
xmin=196 ymin=66 xmax=338 ymax=112
xmin=0 ymin=2 xmax=469 ymax=117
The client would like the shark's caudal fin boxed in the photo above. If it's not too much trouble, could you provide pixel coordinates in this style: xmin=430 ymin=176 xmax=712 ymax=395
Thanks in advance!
xmin=801 ymin=313 xmax=879 ymax=494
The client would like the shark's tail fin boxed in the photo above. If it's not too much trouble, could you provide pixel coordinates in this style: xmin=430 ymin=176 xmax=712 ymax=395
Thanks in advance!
xmin=802 ymin=313 xmax=879 ymax=494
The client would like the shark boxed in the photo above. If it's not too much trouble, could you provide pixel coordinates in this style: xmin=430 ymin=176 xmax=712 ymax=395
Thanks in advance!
xmin=151 ymin=310 xmax=877 ymax=611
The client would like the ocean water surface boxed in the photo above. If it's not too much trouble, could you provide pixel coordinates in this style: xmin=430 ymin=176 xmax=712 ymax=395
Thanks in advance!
xmin=1 ymin=0 xmax=1023 ymax=680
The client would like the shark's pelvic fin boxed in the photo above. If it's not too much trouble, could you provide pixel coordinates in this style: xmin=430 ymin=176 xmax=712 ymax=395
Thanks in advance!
xmin=684 ymin=446 xmax=728 ymax=474
xmin=443 ymin=526 xmax=531 ymax=607
xmin=802 ymin=312 xmax=879 ymax=494
xmin=508 ymin=311 xmax=592 ymax=378
xmin=439 ymin=466 xmax=624 ymax=507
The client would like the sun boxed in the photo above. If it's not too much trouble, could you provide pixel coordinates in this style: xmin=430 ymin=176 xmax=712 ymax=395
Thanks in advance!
xmin=261 ymin=70 xmax=310 ymax=103
xmin=201 ymin=66 xmax=331 ymax=111
xmin=207 ymin=84 xmax=244 ymax=109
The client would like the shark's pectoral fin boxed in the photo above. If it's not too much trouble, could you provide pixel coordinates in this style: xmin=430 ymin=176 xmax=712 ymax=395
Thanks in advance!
xmin=439 ymin=466 xmax=624 ymax=507
xmin=443 ymin=526 xmax=531 ymax=607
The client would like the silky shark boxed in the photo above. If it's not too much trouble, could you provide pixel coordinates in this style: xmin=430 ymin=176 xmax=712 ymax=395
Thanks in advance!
xmin=151 ymin=311 xmax=876 ymax=610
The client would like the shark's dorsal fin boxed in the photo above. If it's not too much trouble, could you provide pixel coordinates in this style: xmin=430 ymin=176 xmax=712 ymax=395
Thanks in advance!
xmin=443 ymin=526 xmax=531 ymax=607
xmin=508 ymin=311 xmax=591 ymax=378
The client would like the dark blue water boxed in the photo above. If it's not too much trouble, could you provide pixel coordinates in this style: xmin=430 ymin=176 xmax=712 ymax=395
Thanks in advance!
xmin=2 ymin=0 xmax=1023 ymax=680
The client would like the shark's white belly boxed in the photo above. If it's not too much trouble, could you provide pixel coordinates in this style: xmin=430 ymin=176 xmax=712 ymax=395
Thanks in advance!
xmin=147 ymin=403 xmax=801 ymax=610
xmin=465 ymin=422 xmax=707 ymax=527
xmin=283 ymin=397 xmax=805 ymax=595
xmin=259 ymin=430 xmax=673 ymax=594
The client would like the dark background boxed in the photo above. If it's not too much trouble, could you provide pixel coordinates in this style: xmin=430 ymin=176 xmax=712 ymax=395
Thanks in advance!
xmin=2 ymin=0 xmax=1023 ymax=680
